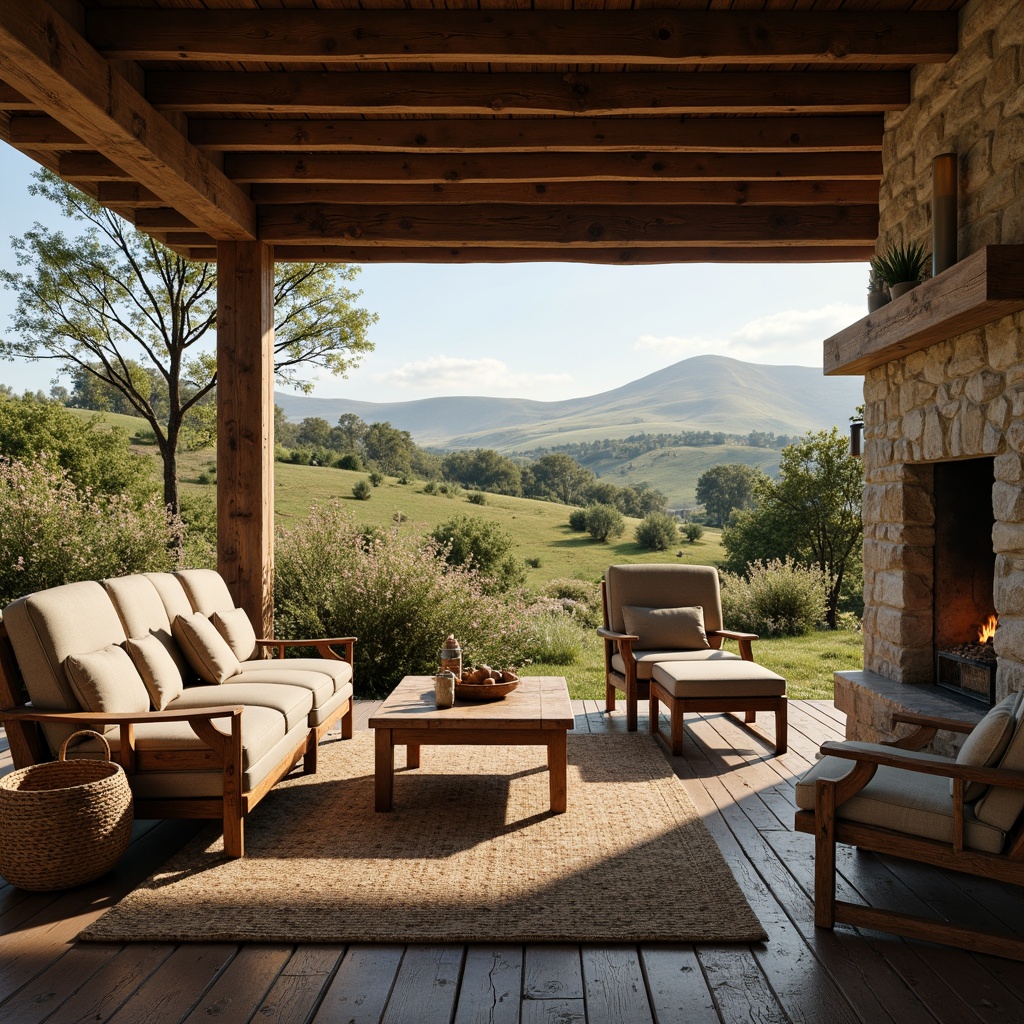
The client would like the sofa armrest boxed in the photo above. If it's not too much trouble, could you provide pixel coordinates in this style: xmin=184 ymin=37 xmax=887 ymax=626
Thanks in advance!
xmin=709 ymin=628 xmax=759 ymax=661
xmin=1 ymin=705 xmax=243 ymax=774
xmin=256 ymin=637 xmax=356 ymax=662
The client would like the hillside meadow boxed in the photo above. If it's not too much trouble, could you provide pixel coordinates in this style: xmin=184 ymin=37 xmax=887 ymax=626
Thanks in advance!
xmin=70 ymin=409 xmax=863 ymax=698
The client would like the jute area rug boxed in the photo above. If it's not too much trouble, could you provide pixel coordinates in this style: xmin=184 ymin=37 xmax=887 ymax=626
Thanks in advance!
xmin=81 ymin=732 xmax=767 ymax=944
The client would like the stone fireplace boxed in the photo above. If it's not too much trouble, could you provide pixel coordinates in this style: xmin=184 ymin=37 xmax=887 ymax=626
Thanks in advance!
xmin=825 ymin=0 xmax=1024 ymax=753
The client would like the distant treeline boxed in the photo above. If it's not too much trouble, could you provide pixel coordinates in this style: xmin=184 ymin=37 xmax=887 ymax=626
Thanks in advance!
xmin=521 ymin=429 xmax=795 ymax=468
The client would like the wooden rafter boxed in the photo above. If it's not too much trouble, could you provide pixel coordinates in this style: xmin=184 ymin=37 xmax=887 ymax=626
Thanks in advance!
xmin=256 ymin=203 xmax=878 ymax=247
xmin=187 ymin=244 xmax=875 ymax=265
xmin=223 ymin=151 xmax=881 ymax=185
xmin=87 ymin=10 xmax=957 ymax=65
xmin=147 ymin=71 xmax=909 ymax=116
xmin=0 ymin=0 xmax=255 ymax=240
xmin=188 ymin=116 xmax=884 ymax=154
xmin=246 ymin=181 xmax=881 ymax=208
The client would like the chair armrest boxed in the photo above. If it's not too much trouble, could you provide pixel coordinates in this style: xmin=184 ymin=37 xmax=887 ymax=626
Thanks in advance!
xmin=595 ymin=627 xmax=639 ymax=642
xmin=890 ymin=710 xmax=978 ymax=735
xmin=819 ymin=740 xmax=1024 ymax=790
xmin=709 ymin=628 xmax=758 ymax=661
xmin=256 ymin=637 xmax=356 ymax=662
xmin=0 ymin=705 xmax=241 ymax=726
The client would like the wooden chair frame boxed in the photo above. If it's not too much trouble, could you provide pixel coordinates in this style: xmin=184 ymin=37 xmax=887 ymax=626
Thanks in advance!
xmin=794 ymin=711 xmax=1024 ymax=961
xmin=0 ymin=622 xmax=356 ymax=857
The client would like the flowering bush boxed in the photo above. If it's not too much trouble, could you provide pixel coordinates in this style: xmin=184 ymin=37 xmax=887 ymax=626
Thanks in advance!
xmin=275 ymin=502 xmax=539 ymax=696
xmin=539 ymin=577 xmax=603 ymax=629
xmin=0 ymin=457 xmax=180 ymax=604
xmin=719 ymin=558 xmax=826 ymax=637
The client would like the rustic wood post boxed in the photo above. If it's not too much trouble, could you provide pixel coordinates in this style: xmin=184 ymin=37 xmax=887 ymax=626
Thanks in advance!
xmin=216 ymin=241 xmax=275 ymax=639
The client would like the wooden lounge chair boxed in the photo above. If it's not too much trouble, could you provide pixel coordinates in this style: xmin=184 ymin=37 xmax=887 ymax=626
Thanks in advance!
xmin=597 ymin=563 xmax=786 ymax=753
xmin=795 ymin=695 xmax=1024 ymax=960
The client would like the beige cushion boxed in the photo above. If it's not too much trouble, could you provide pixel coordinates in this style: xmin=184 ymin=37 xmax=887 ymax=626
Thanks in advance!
xmin=174 ymin=680 xmax=313 ymax=733
xmin=796 ymin=753 xmax=1006 ymax=855
xmin=652 ymin=659 xmax=786 ymax=699
xmin=144 ymin=572 xmax=195 ymax=623
xmin=126 ymin=633 xmax=185 ymax=711
xmin=622 ymin=605 xmax=710 ymax=651
xmin=953 ymin=691 xmax=1022 ymax=801
xmin=212 ymin=607 xmax=258 ymax=662
xmin=64 ymin=644 xmax=151 ymax=714
xmin=975 ymin=692 xmax=1024 ymax=831
xmin=176 ymin=568 xmax=235 ymax=615
xmin=228 ymin=667 xmax=336 ymax=710
xmin=606 ymin=564 xmax=724 ymax=636
xmin=237 ymin=656 xmax=353 ymax=693
xmin=611 ymin=648 xmax=740 ymax=681
xmin=173 ymin=613 xmax=241 ymax=684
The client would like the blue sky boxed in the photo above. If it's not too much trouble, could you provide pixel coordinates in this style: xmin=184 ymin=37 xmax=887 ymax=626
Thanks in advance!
xmin=0 ymin=144 xmax=868 ymax=403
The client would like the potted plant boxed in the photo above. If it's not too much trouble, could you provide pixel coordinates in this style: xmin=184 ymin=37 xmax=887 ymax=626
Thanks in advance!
xmin=867 ymin=264 xmax=889 ymax=312
xmin=871 ymin=241 xmax=930 ymax=299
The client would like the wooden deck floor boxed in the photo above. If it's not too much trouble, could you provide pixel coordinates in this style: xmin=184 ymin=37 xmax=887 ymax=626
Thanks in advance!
xmin=4 ymin=700 xmax=1024 ymax=1024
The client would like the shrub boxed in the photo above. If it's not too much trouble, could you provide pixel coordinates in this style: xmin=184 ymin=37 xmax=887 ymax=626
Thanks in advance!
xmin=0 ymin=457 xmax=180 ymax=604
xmin=422 ymin=481 xmax=438 ymax=495
xmin=683 ymin=523 xmax=705 ymax=542
xmin=274 ymin=503 xmax=538 ymax=696
xmin=567 ymin=508 xmax=588 ymax=532
xmin=719 ymin=559 xmax=826 ymax=637
xmin=177 ymin=491 xmax=217 ymax=569
xmin=539 ymin=577 xmax=602 ymax=629
xmin=521 ymin=611 xmax=588 ymax=665
xmin=352 ymin=479 xmax=372 ymax=500
xmin=525 ymin=556 xmax=541 ymax=568
xmin=467 ymin=491 xmax=487 ymax=505
xmin=429 ymin=514 xmax=526 ymax=593
xmin=336 ymin=453 xmax=361 ymax=471
xmin=585 ymin=503 xmax=625 ymax=542
xmin=369 ymin=470 xmax=385 ymax=487
xmin=635 ymin=511 xmax=680 ymax=551
xmin=397 ymin=473 xmax=410 ymax=485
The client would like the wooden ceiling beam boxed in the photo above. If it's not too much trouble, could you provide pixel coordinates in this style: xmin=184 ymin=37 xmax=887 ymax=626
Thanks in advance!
xmin=256 ymin=203 xmax=878 ymax=247
xmin=87 ymin=10 xmax=956 ymax=65
xmin=97 ymin=182 xmax=164 ymax=207
xmin=6 ymin=114 xmax=89 ymax=149
xmin=0 ymin=1 xmax=255 ymax=239
xmin=148 ymin=71 xmax=909 ymax=116
xmin=0 ymin=81 xmax=35 ymax=110
xmin=187 ymin=244 xmax=875 ymax=265
xmin=248 ymin=180 xmax=880 ymax=208
xmin=58 ymin=152 xmax=133 ymax=181
xmin=190 ymin=115 xmax=884 ymax=154
xmin=225 ymin=150 xmax=880 ymax=185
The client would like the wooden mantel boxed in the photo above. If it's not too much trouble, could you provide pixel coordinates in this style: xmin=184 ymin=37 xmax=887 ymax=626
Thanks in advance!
xmin=824 ymin=245 xmax=1024 ymax=375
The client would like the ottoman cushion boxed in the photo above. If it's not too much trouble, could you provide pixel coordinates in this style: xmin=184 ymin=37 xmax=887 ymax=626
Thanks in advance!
xmin=652 ymin=660 xmax=786 ymax=699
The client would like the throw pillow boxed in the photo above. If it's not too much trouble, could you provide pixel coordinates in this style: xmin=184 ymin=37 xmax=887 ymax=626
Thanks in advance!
xmin=952 ymin=690 xmax=1021 ymax=801
xmin=126 ymin=633 xmax=185 ymax=710
xmin=975 ymin=691 xmax=1024 ymax=831
xmin=172 ymin=612 xmax=241 ymax=684
xmin=65 ymin=644 xmax=150 ymax=714
xmin=621 ymin=605 xmax=710 ymax=651
xmin=212 ymin=607 xmax=258 ymax=662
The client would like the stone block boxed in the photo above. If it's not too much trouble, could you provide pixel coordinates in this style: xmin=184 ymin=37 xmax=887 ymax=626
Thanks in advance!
xmin=986 ymin=324 xmax=1024 ymax=370
xmin=991 ymin=113 xmax=1024 ymax=175
xmin=975 ymin=170 xmax=1018 ymax=217
xmin=876 ymin=606 xmax=932 ymax=648
xmin=994 ymin=569 xmax=1024 ymax=616
xmin=993 ymin=481 xmax=1024 ymax=523
xmin=995 ymin=452 xmax=1024 ymax=482
xmin=922 ymin=407 xmax=947 ymax=461
xmin=997 ymin=658 xmax=1024 ymax=704
xmin=1007 ymin=420 xmax=1024 ymax=451
xmin=983 ymin=46 xmax=1021 ymax=109
xmin=985 ymin=394 xmax=1011 ymax=429
xmin=983 ymin=421 xmax=1007 ymax=454
xmin=994 ymin=615 xmax=1024 ymax=663
xmin=877 ymin=524 xmax=935 ymax=547
xmin=966 ymin=369 xmax=1007 ymax=404
xmin=995 ymin=1 xmax=1024 ymax=47
xmin=875 ymin=570 xmax=932 ymax=611
xmin=948 ymin=335 xmax=987 ymax=378
xmin=993 ymin=522 xmax=1024 ymax=554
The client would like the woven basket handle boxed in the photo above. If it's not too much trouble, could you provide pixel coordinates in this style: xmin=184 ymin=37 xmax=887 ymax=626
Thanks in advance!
xmin=58 ymin=729 xmax=113 ymax=763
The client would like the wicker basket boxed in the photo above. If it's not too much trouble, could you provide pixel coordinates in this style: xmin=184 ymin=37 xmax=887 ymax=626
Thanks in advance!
xmin=0 ymin=730 xmax=134 ymax=891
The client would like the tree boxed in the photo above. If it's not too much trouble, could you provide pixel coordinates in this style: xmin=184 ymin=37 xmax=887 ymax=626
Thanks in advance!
xmin=429 ymin=514 xmax=526 ymax=593
xmin=722 ymin=428 xmax=862 ymax=628
xmin=441 ymin=448 xmax=523 ymax=496
xmin=635 ymin=511 xmax=680 ymax=551
xmin=0 ymin=171 xmax=376 ymax=515
xmin=527 ymin=452 xmax=595 ymax=505
xmin=696 ymin=463 xmax=763 ymax=527
xmin=585 ymin=504 xmax=625 ymax=543
xmin=363 ymin=421 xmax=415 ymax=476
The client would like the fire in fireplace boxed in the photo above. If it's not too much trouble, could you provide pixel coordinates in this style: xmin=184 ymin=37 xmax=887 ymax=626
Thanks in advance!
xmin=936 ymin=614 xmax=997 ymax=704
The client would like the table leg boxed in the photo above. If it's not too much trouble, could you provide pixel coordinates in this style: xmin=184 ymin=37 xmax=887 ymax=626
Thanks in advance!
xmin=374 ymin=727 xmax=394 ymax=812
xmin=548 ymin=730 xmax=567 ymax=813
xmin=406 ymin=743 xmax=421 ymax=769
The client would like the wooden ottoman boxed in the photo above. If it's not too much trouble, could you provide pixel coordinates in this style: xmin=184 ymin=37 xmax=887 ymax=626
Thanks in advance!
xmin=649 ymin=660 xmax=787 ymax=756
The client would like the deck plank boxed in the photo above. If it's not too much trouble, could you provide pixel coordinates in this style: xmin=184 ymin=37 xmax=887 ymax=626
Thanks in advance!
xmin=4 ymin=700 xmax=1024 ymax=1023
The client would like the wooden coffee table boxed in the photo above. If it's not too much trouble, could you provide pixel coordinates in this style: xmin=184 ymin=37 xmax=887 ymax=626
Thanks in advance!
xmin=369 ymin=675 xmax=574 ymax=813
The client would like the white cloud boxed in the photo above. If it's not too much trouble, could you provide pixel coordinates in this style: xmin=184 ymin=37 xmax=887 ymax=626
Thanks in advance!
xmin=634 ymin=302 xmax=862 ymax=366
xmin=374 ymin=354 xmax=573 ymax=396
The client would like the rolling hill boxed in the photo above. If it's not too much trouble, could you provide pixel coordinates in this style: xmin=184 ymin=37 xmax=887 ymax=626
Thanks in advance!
xmin=275 ymin=354 xmax=863 ymax=452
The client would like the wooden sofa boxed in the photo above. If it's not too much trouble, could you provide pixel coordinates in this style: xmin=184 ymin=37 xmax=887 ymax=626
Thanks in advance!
xmin=0 ymin=569 xmax=355 ymax=858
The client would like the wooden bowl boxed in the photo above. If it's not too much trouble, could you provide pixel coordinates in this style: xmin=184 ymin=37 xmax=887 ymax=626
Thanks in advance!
xmin=455 ymin=677 xmax=519 ymax=702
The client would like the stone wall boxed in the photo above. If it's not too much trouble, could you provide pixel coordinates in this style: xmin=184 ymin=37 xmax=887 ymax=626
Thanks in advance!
xmin=861 ymin=0 xmax=1024 ymax=705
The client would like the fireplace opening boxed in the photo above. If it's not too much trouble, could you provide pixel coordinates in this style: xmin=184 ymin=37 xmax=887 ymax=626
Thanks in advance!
xmin=933 ymin=457 xmax=996 ymax=704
